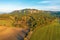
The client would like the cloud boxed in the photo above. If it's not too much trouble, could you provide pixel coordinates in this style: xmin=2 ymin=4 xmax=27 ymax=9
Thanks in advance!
xmin=36 ymin=0 xmax=60 ymax=11
xmin=37 ymin=1 xmax=51 ymax=4
xmin=41 ymin=6 xmax=60 ymax=11
xmin=0 ymin=5 xmax=60 ymax=12
xmin=27 ymin=5 xmax=60 ymax=11
xmin=0 ymin=5 xmax=21 ymax=12
xmin=0 ymin=0 xmax=60 ymax=12
xmin=37 ymin=1 xmax=60 ymax=5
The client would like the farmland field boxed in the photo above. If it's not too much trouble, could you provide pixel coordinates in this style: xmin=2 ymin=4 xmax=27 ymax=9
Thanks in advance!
xmin=30 ymin=19 xmax=60 ymax=40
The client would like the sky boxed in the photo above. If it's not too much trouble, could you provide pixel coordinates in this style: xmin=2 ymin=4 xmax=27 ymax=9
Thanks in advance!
xmin=0 ymin=0 xmax=60 ymax=12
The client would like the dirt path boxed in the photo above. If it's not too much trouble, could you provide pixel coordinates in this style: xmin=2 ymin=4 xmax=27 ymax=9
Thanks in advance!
xmin=0 ymin=26 xmax=28 ymax=40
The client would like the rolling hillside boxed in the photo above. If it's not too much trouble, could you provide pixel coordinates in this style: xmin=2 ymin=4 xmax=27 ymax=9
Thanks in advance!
xmin=0 ymin=9 xmax=59 ymax=40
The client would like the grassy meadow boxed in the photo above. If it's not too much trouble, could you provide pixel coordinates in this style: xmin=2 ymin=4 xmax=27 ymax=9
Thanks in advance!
xmin=30 ymin=19 xmax=60 ymax=40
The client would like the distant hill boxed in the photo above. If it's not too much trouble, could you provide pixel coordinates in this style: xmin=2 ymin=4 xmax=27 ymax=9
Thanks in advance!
xmin=9 ymin=9 xmax=60 ymax=16
xmin=10 ymin=9 xmax=40 ymax=14
xmin=0 ymin=9 xmax=58 ymax=28
xmin=0 ymin=12 xmax=5 ymax=14
xmin=50 ymin=11 xmax=60 ymax=15
xmin=0 ymin=9 xmax=60 ymax=14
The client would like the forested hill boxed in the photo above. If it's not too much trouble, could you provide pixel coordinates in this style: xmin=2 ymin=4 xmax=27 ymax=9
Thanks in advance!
xmin=49 ymin=11 xmax=60 ymax=16
xmin=0 ymin=9 xmax=56 ymax=28
xmin=9 ymin=9 xmax=60 ymax=17
xmin=10 ymin=9 xmax=44 ymax=14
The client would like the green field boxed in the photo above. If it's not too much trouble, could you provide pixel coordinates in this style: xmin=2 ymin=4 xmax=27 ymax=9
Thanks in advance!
xmin=30 ymin=19 xmax=60 ymax=40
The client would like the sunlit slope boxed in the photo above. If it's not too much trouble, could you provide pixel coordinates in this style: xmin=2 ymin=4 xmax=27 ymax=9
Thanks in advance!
xmin=0 ymin=26 xmax=27 ymax=40
xmin=0 ymin=19 xmax=13 ymax=27
xmin=30 ymin=19 xmax=60 ymax=40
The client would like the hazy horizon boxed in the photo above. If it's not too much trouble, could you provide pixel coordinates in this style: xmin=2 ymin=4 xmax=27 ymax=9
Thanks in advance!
xmin=0 ymin=0 xmax=60 ymax=12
